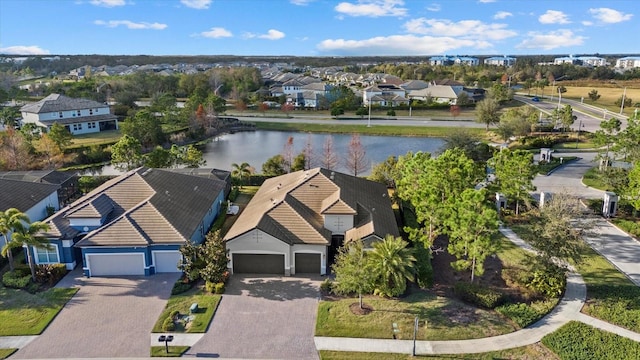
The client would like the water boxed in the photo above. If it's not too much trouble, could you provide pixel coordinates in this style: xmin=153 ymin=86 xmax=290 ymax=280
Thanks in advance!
xmin=85 ymin=130 xmax=445 ymax=176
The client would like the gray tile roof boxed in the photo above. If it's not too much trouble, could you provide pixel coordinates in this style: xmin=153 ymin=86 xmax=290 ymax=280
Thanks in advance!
xmin=20 ymin=94 xmax=108 ymax=114
xmin=0 ymin=170 xmax=75 ymax=185
xmin=0 ymin=179 xmax=59 ymax=213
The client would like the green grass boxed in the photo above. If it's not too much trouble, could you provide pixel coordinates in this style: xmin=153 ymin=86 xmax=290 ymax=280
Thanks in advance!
xmin=0 ymin=349 xmax=18 ymax=359
xmin=319 ymin=343 xmax=558 ymax=359
xmin=315 ymin=292 xmax=516 ymax=341
xmin=152 ymin=287 xmax=220 ymax=333
xmin=253 ymin=121 xmax=486 ymax=138
xmin=542 ymin=321 xmax=640 ymax=360
xmin=0 ymin=287 xmax=78 ymax=336
xmin=582 ymin=167 xmax=611 ymax=191
xmin=535 ymin=156 xmax=577 ymax=175
xmin=150 ymin=346 xmax=190 ymax=357
xmin=68 ymin=129 xmax=122 ymax=148
xmin=552 ymin=139 xmax=596 ymax=150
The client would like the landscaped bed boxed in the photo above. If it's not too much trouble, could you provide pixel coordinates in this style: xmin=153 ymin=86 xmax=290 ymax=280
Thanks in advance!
xmin=542 ymin=321 xmax=640 ymax=359
xmin=0 ymin=286 xmax=78 ymax=336
xmin=152 ymin=285 xmax=221 ymax=333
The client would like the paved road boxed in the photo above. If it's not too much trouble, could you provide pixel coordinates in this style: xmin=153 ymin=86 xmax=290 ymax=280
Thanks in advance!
xmin=184 ymin=275 xmax=322 ymax=359
xmin=232 ymin=115 xmax=487 ymax=129
xmin=532 ymin=152 xmax=604 ymax=199
xmin=12 ymin=269 xmax=179 ymax=359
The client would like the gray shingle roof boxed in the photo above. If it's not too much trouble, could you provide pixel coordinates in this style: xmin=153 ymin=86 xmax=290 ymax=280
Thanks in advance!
xmin=0 ymin=179 xmax=59 ymax=213
xmin=20 ymin=94 xmax=108 ymax=114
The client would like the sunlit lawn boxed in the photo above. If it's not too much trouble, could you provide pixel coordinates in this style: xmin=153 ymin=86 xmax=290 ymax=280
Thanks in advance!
xmin=254 ymin=122 xmax=487 ymax=138
xmin=150 ymin=346 xmax=190 ymax=357
xmin=0 ymin=349 xmax=17 ymax=359
xmin=0 ymin=286 xmax=78 ymax=336
xmin=152 ymin=286 xmax=220 ymax=333
xmin=68 ymin=129 xmax=121 ymax=148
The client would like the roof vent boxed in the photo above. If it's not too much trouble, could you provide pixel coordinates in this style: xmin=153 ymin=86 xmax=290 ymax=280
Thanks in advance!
xmin=142 ymin=168 xmax=152 ymax=176
xmin=330 ymin=171 xmax=335 ymax=180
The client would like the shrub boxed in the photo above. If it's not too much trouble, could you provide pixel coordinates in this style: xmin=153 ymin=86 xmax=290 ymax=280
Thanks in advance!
xmin=228 ymin=186 xmax=240 ymax=201
xmin=413 ymin=243 xmax=433 ymax=288
xmin=34 ymin=264 xmax=68 ymax=285
xmin=527 ymin=267 xmax=565 ymax=297
xmin=386 ymin=109 xmax=396 ymax=116
xmin=162 ymin=317 xmax=175 ymax=332
xmin=205 ymin=281 xmax=215 ymax=293
xmin=214 ymin=282 xmax=225 ymax=294
xmin=496 ymin=302 xmax=541 ymax=328
xmin=542 ymin=321 xmax=639 ymax=360
xmin=320 ymin=278 xmax=333 ymax=294
xmin=2 ymin=271 xmax=32 ymax=289
xmin=171 ymin=281 xmax=193 ymax=295
xmin=169 ymin=310 xmax=180 ymax=319
xmin=454 ymin=282 xmax=504 ymax=309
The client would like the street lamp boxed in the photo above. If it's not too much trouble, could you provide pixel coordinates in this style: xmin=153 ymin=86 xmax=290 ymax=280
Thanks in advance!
xmin=575 ymin=119 xmax=583 ymax=149
xmin=557 ymin=86 xmax=562 ymax=110
xmin=620 ymin=87 xmax=627 ymax=115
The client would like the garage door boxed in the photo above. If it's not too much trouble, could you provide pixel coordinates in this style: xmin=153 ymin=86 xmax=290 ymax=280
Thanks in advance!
xmin=295 ymin=253 xmax=321 ymax=274
xmin=233 ymin=254 xmax=284 ymax=274
xmin=87 ymin=253 xmax=145 ymax=276
xmin=154 ymin=251 xmax=182 ymax=273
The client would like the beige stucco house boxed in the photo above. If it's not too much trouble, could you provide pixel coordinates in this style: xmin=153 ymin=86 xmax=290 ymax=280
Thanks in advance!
xmin=223 ymin=168 xmax=399 ymax=276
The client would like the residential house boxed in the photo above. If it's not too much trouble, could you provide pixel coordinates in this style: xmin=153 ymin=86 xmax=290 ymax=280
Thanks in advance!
xmin=36 ymin=167 xmax=228 ymax=276
xmin=616 ymin=56 xmax=640 ymax=69
xmin=363 ymin=84 xmax=408 ymax=107
xmin=429 ymin=56 xmax=454 ymax=66
xmin=20 ymin=93 xmax=118 ymax=135
xmin=406 ymin=80 xmax=465 ymax=105
xmin=0 ymin=170 xmax=78 ymax=207
xmin=223 ymin=168 xmax=399 ymax=275
xmin=452 ymin=56 xmax=480 ymax=66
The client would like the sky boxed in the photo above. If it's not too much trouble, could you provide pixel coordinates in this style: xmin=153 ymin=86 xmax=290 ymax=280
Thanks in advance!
xmin=0 ymin=0 xmax=638 ymax=57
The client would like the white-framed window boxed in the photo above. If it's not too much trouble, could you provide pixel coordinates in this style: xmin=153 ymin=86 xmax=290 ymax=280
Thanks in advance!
xmin=58 ymin=112 xmax=63 ymax=118
xmin=35 ymin=244 xmax=59 ymax=264
xmin=73 ymin=123 xmax=82 ymax=131
xmin=77 ymin=110 xmax=81 ymax=116
xmin=89 ymin=109 xmax=93 ymax=115
xmin=87 ymin=122 xmax=96 ymax=129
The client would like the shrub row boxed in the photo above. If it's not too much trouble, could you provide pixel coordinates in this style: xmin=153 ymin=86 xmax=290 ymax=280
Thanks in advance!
xmin=612 ymin=219 xmax=640 ymax=238
xmin=34 ymin=264 xmax=68 ymax=285
xmin=495 ymin=299 xmax=557 ymax=328
xmin=453 ymin=282 xmax=504 ymax=309
xmin=542 ymin=321 xmax=640 ymax=360
xmin=171 ymin=281 xmax=193 ymax=295
xmin=205 ymin=281 xmax=225 ymax=294
xmin=2 ymin=271 xmax=32 ymax=289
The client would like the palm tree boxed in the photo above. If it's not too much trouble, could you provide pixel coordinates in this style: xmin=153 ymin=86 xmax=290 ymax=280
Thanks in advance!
xmin=0 ymin=208 xmax=29 ymax=272
xmin=368 ymin=235 xmax=416 ymax=297
xmin=231 ymin=162 xmax=252 ymax=188
xmin=5 ymin=221 xmax=51 ymax=281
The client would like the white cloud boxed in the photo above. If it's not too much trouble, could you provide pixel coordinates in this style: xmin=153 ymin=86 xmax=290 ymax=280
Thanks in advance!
xmin=539 ymin=10 xmax=570 ymax=24
xmin=334 ymin=0 xmax=407 ymax=18
xmin=589 ymin=8 xmax=633 ymax=24
xmin=94 ymin=20 xmax=167 ymax=30
xmin=317 ymin=34 xmax=484 ymax=55
xmin=0 ymin=45 xmax=50 ymax=55
xmin=478 ymin=0 xmax=495 ymax=3
xmin=290 ymin=0 xmax=313 ymax=5
xmin=259 ymin=29 xmax=285 ymax=40
xmin=516 ymin=29 xmax=585 ymax=50
xmin=404 ymin=18 xmax=517 ymax=41
xmin=493 ymin=11 xmax=512 ymax=20
xmin=427 ymin=3 xmax=440 ymax=12
xmin=181 ymin=0 xmax=211 ymax=9
xmin=90 ymin=0 xmax=126 ymax=7
xmin=582 ymin=20 xmax=593 ymax=26
xmin=198 ymin=27 xmax=232 ymax=38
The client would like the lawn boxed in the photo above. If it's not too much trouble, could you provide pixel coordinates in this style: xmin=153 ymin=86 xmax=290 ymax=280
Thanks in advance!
xmin=319 ymin=343 xmax=558 ymax=359
xmin=537 ymin=84 xmax=640 ymax=116
xmin=152 ymin=286 xmax=221 ymax=333
xmin=0 ymin=349 xmax=17 ymax=360
xmin=581 ymin=167 xmax=610 ymax=191
xmin=67 ymin=129 xmax=122 ymax=148
xmin=0 ymin=286 xmax=78 ymax=336
xmin=253 ymin=121 xmax=487 ymax=138
xmin=150 ymin=345 xmax=190 ymax=357
xmin=316 ymin=292 xmax=516 ymax=341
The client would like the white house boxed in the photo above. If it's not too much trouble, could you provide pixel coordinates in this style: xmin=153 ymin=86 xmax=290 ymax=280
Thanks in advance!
xmin=484 ymin=56 xmax=516 ymax=67
xmin=616 ymin=57 xmax=640 ymax=69
xmin=20 ymin=93 xmax=118 ymax=135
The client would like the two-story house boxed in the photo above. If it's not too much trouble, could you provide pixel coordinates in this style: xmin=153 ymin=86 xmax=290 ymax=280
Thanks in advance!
xmin=20 ymin=93 xmax=119 ymax=135
xmin=223 ymin=168 xmax=399 ymax=276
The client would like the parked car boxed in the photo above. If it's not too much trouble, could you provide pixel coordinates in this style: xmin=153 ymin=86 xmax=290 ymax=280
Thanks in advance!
xmin=531 ymin=97 xmax=540 ymax=102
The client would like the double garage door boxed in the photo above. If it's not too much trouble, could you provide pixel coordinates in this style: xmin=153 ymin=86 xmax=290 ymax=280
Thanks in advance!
xmin=86 ymin=251 xmax=182 ymax=276
xmin=232 ymin=253 xmax=321 ymax=274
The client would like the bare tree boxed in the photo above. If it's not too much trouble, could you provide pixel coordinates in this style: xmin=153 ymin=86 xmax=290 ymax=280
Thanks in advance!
xmin=0 ymin=128 xmax=31 ymax=170
xmin=282 ymin=136 xmax=294 ymax=173
xmin=320 ymin=135 xmax=339 ymax=170
xmin=345 ymin=133 xmax=370 ymax=176
xmin=303 ymin=134 xmax=314 ymax=170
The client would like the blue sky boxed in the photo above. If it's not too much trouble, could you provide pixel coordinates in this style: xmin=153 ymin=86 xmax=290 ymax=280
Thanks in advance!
xmin=0 ymin=0 xmax=637 ymax=56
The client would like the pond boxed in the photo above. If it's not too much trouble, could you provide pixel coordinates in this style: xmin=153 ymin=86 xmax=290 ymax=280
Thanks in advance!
xmin=85 ymin=130 xmax=446 ymax=176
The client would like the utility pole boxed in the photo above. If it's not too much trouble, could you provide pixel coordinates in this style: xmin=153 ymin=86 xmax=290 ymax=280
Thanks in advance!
xmin=620 ymin=87 xmax=627 ymax=115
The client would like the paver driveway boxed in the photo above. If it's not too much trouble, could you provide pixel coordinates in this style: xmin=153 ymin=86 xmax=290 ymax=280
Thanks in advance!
xmin=13 ymin=269 xmax=179 ymax=359
xmin=184 ymin=275 xmax=322 ymax=359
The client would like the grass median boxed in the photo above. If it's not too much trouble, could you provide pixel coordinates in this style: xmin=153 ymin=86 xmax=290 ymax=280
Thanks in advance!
xmin=152 ymin=285 xmax=221 ymax=333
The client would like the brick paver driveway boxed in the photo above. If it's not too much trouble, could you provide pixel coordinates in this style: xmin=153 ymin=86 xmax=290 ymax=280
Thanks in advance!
xmin=13 ymin=269 xmax=179 ymax=359
xmin=184 ymin=275 xmax=322 ymax=359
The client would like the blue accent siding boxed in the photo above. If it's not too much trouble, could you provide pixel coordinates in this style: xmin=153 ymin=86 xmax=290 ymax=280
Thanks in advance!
xmin=190 ymin=190 xmax=225 ymax=244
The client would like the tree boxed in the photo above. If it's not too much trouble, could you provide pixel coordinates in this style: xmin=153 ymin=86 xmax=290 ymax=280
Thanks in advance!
xmin=110 ymin=134 xmax=143 ymax=171
xmin=178 ymin=230 xmax=228 ymax=285
xmin=0 ymin=106 xmax=20 ymax=128
xmin=331 ymin=239 xmax=376 ymax=309
xmin=231 ymin=162 xmax=252 ymax=187
xmin=552 ymin=104 xmax=575 ymax=132
xmin=47 ymin=122 xmax=72 ymax=151
xmin=489 ymin=149 xmax=535 ymax=215
xmin=444 ymin=188 xmax=499 ymax=282
xmin=588 ymin=89 xmax=601 ymax=102
xmin=355 ymin=107 xmax=368 ymax=119
xmin=368 ymin=155 xmax=398 ymax=188
xmin=282 ymin=136 xmax=294 ymax=173
xmin=475 ymin=98 xmax=500 ymax=131
xmin=291 ymin=152 xmax=306 ymax=172
xmin=594 ymin=117 xmax=622 ymax=171
xmin=330 ymin=105 xmax=344 ymax=118
xmin=0 ymin=208 xmax=29 ymax=272
xmin=120 ymin=109 xmax=165 ymax=148
xmin=626 ymin=162 xmax=640 ymax=213
xmin=618 ymin=117 xmax=640 ymax=163
xmin=183 ymin=145 xmax=206 ymax=168
xmin=368 ymin=235 xmax=416 ymax=297
xmin=4 ymin=220 xmax=51 ymax=281
xmin=320 ymin=135 xmax=339 ymax=170
xmin=144 ymin=146 xmax=173 ymax=168
xmin=35 ymin=134 xmax=64 ymax=169
xmin=0 ymin=128 xmax=32 ymax=170
xmin=262 ymin=154 xmax=286 ymax=176
xmin=441 ymin=129 xmax=494 ymax=163
xmin=345 ymin=133 xmax=370 ymax=176
xmin=487 ymin=83 xmax=513 ymax=103
xmin=614 ymin=95 xmax=633 ymax=109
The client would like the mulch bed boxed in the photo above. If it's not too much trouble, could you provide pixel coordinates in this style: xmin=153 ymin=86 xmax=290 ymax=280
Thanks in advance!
xmin=349 ymin=302 xmax=374 ymax=315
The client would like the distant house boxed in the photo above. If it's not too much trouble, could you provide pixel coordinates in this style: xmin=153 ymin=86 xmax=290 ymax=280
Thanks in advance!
xmin=363 ymin=84 xmax=408 ymax=106
xmin=223 ymin=168 xmax=399 ymax=275
xmin=37 ymin=167 xmax=228 ymax=276
xmin=20 ymin=93 xmax=118 ymax=135
xmin=554 ymin=55 xmax=607 ymax=67
xmin=406 ymin=80 xmax=465 ymax=105
xmin=429 ymin=56 xmax=454 ymax=66
xmin=484 ymin=56 xmax=516 ymax=67
xmin=616 ymin=56 xmax=640 ymax=69
xmin=452 ymin=56 xmax=480 ymax=66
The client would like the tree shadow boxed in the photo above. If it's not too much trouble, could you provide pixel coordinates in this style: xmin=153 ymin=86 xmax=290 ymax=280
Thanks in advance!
xmin=223 ymin=275 xmax=320 ymax=301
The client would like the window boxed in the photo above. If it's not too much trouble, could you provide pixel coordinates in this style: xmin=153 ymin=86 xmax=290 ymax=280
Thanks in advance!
xmin=59 ymin=112 xmax=63 ymax=118
xmin=87 ymin=122 xmax=96 ymax=129
xmin=73 ymin=124 xmax=82 ymax=131
xmin=35 ymin=244 xmax=59 ymax=264
xmin=89 ymin=109 xmax=93 ymax=115
xmin=77 ymin=110 xmax=81 ymax=116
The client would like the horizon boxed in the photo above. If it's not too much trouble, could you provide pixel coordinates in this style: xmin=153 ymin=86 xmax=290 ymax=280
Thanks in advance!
xmin=0 ymin=0 xmax=637 ymax=57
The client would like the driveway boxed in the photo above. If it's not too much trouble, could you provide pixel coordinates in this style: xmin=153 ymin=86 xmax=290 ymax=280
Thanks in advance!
xmin=184 ymin=275 xmax=322 ymax=359
xmin=13 ymin=268 xmax=179 ymax=359
xmin=532 ymin=152 xmax=604 ymax=199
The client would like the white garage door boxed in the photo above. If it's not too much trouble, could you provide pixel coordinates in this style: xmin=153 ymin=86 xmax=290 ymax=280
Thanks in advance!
xmin=154 ymin=251 xmax=182 ymax=273
xmin=87 ymin=253 xmax=145 ymax=276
